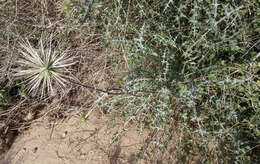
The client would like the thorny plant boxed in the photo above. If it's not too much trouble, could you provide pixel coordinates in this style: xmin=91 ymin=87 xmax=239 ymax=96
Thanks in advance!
xmin=79 ymin=0 xmax=260 ymax=163
xmin=15 ymin=36 xmax=77 ymax=97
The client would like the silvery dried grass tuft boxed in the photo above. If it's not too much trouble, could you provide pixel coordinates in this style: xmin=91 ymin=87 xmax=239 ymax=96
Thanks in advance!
xmin=15 ymin=36 xmax=76 ymax=97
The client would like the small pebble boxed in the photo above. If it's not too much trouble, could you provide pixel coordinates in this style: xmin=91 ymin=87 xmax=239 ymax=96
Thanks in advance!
xmin=62 ymin=131 xmax=68 ymax=138
xmin=32 ymin=147 xmax=38 ymax=153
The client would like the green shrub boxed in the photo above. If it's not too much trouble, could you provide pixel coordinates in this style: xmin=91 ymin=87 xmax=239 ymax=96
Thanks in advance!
xmin=81 ymin=0 xmax=259 ymax=162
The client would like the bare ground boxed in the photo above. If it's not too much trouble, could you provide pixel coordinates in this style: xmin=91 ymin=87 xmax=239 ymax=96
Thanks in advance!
xmin=1 ymin=111 xmax=148 ymax=164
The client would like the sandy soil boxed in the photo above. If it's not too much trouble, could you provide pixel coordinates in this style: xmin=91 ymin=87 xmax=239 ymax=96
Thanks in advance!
xmin=1 ymin=111 xmax=148 ymax=164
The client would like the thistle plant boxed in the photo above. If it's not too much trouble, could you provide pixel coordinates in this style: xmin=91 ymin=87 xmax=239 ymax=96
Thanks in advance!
xmin=15 ymin=37 xmax=76 ymax=97
xmin=86 ymin=0 xmax=260 ymax=162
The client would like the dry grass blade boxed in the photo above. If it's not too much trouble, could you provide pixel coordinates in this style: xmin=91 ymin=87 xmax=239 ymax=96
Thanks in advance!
xmin=15 ymin=37 xmax=77 ymax=98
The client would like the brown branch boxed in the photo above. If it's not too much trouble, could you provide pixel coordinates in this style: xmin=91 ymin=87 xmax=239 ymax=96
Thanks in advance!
xmin=69 ymin=80 xmax=157 ymax=96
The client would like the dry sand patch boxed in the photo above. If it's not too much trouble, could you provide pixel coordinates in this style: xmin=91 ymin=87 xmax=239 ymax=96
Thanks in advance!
xmin=1 ymin=111 xmax=148 ymax=164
